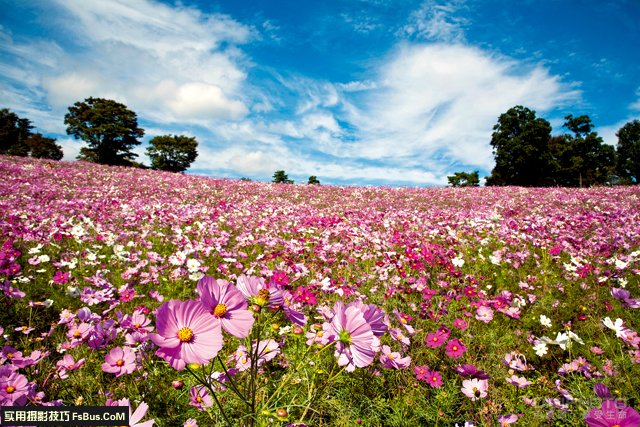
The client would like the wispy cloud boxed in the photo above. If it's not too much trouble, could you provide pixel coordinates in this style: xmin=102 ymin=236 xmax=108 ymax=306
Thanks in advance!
xmin=401 ymin=0 xmax=468 ymax=42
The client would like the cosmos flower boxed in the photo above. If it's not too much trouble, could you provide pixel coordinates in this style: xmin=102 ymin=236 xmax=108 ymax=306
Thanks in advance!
xmin=189 ymin=386 xmax=213 ymax=411
xmin=379 ymin=345 xmax=411 ymax=369
xmin=461 ymin=378 xmax=488 ymax=401
xmin=150 ymin=299 xmax=223 ymax=371
xmin=445 ymin=339 xmax=467 ymax=359
xmin=236 ymin=275 xmax=284 ymax=308
xmin=324 ymin=301 xmax=379 ymax=372
xmin=106 ymin=398 xmax=154 ymax=427
xmin=475 ymin=306 xmax=494 ymax=323
xmin=197 ymin=276 xmax=255 ymax=338
xmin=584 ymin=399 xmax=640 ymax=427
xmin=101 ymin=346 xmax=137 ymax=377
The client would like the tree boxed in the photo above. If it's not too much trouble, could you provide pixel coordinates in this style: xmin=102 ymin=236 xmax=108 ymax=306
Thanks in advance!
xmin=0 ymin=108 xmax=63 ymax=160
xmin=0 ymin=108 xmax=33 ymax=156
xmin=273 ymin=170 xmax=293 ymax=184
xmin=307 ymin=175 xmax=320 ymax=185
xmin=447 ymin=171 xmax=479 ymax=187
xmin=26 ymin=133 xmax=63 ymax=160
xmin=616 ymin=119 xmax=640 ymax=184
xmin=146 ymin=135 xmax=198 ymax=172
xmin=560 ymin=114 xmax=615 ymax=186
xmin=486 ymin=106 xmax=553 ymax=186
xmin=64 ymin=97 xmax=144 ymax=165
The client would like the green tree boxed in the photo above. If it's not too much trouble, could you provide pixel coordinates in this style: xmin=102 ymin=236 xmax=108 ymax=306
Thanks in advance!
xmin=485 ymin=106 xmax=553 ymax=186
xmin=273 ymin=170 xmax=293 ymax=184
xmin=560 ymin=114 xmax=615 ymax=186
xmin=307 ymin=175 xmax=320 ymax=185
xmin=146 ymin=135 xmax=198 ymax=172
xmin=616 ymin=119 xmax=640 ymax=184
xmin=447 ymin=170 xmax=480 ymax=187
xmin=64 ymin=97 xmax=144 ymax=165
xmin=26 ymin=133 xmax=63 ymax=160
xmin=0 ymin=108 xmax=33 ymax=156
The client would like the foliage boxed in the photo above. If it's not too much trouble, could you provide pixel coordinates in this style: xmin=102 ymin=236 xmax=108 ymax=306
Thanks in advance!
xmin=307 ymin=175 xmax=320 ymax=185
xmin=616 ymin=119 xmax=640 ymax=184
xmin=26 ymin=133 xmax=64 ymax=160
xmin=2 ymin=155 xmax=640 ymax=426
xmin=0 ymin=108 xmax=63 ymax=160
xmin=558 ymin=114 xmax=616 ymax=187
xmin=146 ymin=134 xmax=199 ymax=173
xmin=487 ymin=106 xmax=617 ymax=187
xmin=486 ymin=106 xmax=553 ymax=186
xmin=273 ymin=170 xmax=293 ymax=184
xmin=447 ymin=170 xmax=480 ymax=187
xmin=64 ymin=97 xmax=144 ymax=166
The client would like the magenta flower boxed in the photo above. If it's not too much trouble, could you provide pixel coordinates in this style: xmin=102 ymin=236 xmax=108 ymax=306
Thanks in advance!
xmin=414 ymin=365 xmax=430 ymax=381
xmin=497 ymin=414 xmax=520 ymax=425
xmin=461 ymin=378 xmax=488 ymax=401
xmin=445 ymin=339 xmax=467 ymax=359
xmin=150 ymin=299 xmax=223 ymax=371
xmin=197 ymin=276 xmax=255 ymax=338
xmin=379 ymin=345 xmax=411 ymax=369
xmin=425 ymin=370 xmax=443 ymax=388
xmin=454 ymin=364 xmax=491 ymax=380
xmin=102 ymin=346 xmax=137 ymax=377
xmin=453 ymin=318 xmax=469 ymax=330
xmin=585 ymin=399 xmax=640 ymax=427
xmin=324 ymin=301 xmax=380 ymax=372
xmin=189 ymin=386 xmax=213 ymax=411
xmin=425 ymin=330 xmax=448 ymax=348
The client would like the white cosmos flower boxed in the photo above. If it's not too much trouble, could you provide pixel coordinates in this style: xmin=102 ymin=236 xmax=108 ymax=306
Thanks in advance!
xmin=603 ymin=317 xmax=626 ymax=338
xmin=539 ymin=315 xmax=552 ymax=328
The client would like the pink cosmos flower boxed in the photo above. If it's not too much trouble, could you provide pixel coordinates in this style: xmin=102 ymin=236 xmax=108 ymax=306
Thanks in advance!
xmin=506 ymin=375 xmax=531 ymax=388
xmin=324 ymin=301 xmax=380 ymax=372
xmin=585 ymin=399 xmax=640 ymax=427
xmin=106 ymin=398 xmax=154 ymax=427
xmin=101 ymin=346 xmax=137 ymax=377
xmin=453 ymin=318 xmax=468 ymax=330
xmin=476 ymin=306 xmax=494 ymax=323
xmin=236 ymin=275 xmax=284 ymax=308
xmin=0 ymin=372 xmax=30 ymax=406
xmin=150 ymin=299 xmax=223 ymax=371
xmin=498 ymin=414 xmax=521 ymax=426
xmin=425 ymin=370 xmax=443 ymax=388
xmin=379 ymin=345 xmax=411 ymax=369
xmin=425 ymin=330 xmax=448 ymax=348
xmin=189 ymin=386 xmax=213 ymax=411
xmin=197 ymin=276 xmax=255 ymax=338
xmin=461 ymin=378 xmax=488 ymax=401
xmin=184 ymin=419 xmax=198 ymax=427
xmin=445 ymin=339 xmax=467 ymax=359
xmin=56 ymin=354 xmax=85 ymax=379
xmin=414 ymin=365 xmax=430 ymax=381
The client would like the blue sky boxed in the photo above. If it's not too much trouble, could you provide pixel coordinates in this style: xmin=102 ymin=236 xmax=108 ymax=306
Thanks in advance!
xmin=1 ymin=0 xmax=639 ymax=186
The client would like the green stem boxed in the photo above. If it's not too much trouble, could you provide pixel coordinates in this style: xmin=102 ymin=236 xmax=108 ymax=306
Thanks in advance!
xmin=185 ymin=365 xmax=233 ymax=427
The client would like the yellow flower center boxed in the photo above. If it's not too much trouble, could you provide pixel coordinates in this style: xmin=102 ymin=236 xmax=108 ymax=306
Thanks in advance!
xmin=116 ymin=359 xmax=124 ymax=367
xmin=177 ymin=327 xmax=194 ymax=343
xmin=388 ymin=353 xmax=395 ymax=359
xmin=7 ymin=353 xmax=13 ymax=359
xmin=452 ymin=346 xmax=458 ymax=351
xmin=255 ymin=289 xmax=271 ymax=306
xmin=5 ymin=386 xmax=15 ymax=393
xmin=213 ymin=303 xmax=228 ymax=317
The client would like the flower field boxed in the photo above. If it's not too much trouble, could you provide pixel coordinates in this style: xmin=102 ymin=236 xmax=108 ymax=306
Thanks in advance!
xmin=1 ymin=154 xmax=640 ymax=426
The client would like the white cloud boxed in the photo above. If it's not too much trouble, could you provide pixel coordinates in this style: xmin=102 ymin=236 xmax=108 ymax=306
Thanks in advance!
xmin=7 ymin=0 xmax=253 ymax=128
xmin=402 ymin=0 xmax=468 ymax=43
xmin=338 ymin=43 xmax=580 ymax=171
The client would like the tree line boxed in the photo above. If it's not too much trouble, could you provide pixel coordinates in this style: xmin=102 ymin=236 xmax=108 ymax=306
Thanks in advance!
xmin=449 ymin=105 xmax=640 ymax=187
xmin=1 ymin=97 xmax=199 ymax=173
